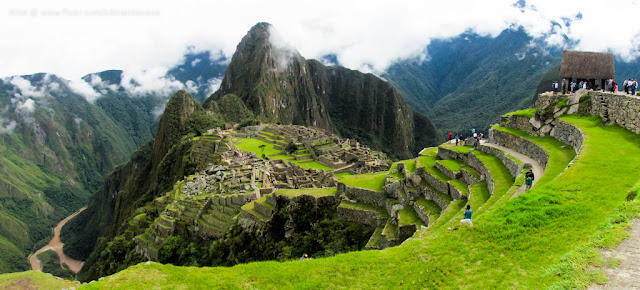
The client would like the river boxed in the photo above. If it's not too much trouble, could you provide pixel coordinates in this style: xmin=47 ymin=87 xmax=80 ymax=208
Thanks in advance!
xmin=28 ymin=207 xmax=86 ymax=273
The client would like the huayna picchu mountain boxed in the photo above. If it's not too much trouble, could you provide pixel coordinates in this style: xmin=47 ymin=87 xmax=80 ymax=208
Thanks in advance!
xmin=205 ymin=22 xmax=441 ymax=158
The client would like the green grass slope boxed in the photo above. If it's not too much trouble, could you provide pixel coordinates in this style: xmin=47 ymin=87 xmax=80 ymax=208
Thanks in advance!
xmin=77 ymin=115 xmax=640 ymax=288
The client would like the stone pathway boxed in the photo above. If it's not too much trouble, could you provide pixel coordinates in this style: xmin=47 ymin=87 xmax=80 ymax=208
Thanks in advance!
xmin=590 ymin=218 xmax=640 ymax=289
xmin=480 ymin=141 xmax=544 ymax=199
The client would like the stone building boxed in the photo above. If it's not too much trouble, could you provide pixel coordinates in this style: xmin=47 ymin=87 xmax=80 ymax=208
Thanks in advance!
xmin=560 ymin=50 xmax=615 ymax=91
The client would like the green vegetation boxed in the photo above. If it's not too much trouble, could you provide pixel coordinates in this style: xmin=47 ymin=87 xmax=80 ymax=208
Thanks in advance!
xmin=234 ymin=138 xmax=331 ymax=171
xmin=397 ymin=207 xmax=425 ymax=227
xmin=503 ymin=108 xmax=536 ymax=118
xmin=383 ymin=29 xmax=559 ymax=134
xmin=415 ymin=197 xmax=442 ymax=217
xmin=234 ymin=138 xmax=282 ymax=156
xmin=437 ymin=159 xmax=462 ymax=172
xmin=276 ymin=188 xmax=337 ymax=198
xmin=0 ymin=270 xmax=79 ymax=289
xmin=339 ymin=172 xmax=387 ymax=191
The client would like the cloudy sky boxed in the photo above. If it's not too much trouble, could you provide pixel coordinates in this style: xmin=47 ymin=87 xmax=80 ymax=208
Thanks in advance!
xmin=1 ymin=0 xmax=640 ymax=80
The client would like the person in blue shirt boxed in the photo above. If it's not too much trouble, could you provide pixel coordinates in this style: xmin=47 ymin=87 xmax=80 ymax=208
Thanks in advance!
xmin=460 ymin=205 xmax=473 ymax=227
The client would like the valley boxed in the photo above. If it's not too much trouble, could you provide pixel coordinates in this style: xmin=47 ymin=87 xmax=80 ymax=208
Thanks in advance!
xmin=29 ymin=208 xmax=86 ymax=273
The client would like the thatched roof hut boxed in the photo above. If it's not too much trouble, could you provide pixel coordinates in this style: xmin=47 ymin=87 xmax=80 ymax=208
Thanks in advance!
xmin=560 ymin=50 xmax=615 ymax=80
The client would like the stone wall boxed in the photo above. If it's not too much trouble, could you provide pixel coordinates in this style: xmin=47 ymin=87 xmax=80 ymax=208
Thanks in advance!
xmin=448 ymin=182 xmax=466 ymax=200
xmin=477 ymin=145 xmax=524 ymax=178
xmin=466 ymin=152 xmax=494 ymax=195
xmin=587 ymin=92 xmax=640 ymax=132
xmin=420 ymin=171 xmax=449 ymax=194
xmin=423 ymin=187 xmax=448 ymax=210
xmin=460 ymin=169 xmax=480 ymax=185
xmin=413 ymin=204 xmax=431 ymax=225
xmin=338 ymin=183 xmax=387 ymax=208
xmin=489 ymin=128 xmax=549 ymax=169
xmin=501 ymin=114 xmax=537 ymax=134
xmin=550 ymin=120 xmax=584 ymax=153
xmin=437 ymin=147 xmax=466 ymax=161
xmin=435 ymin=161 xmax=459 ymax=179
xmin=337 ymin=206 xmax=385 ymax=227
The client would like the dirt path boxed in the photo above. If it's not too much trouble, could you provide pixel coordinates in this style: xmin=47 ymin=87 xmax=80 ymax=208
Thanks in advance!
xmin=590 ymin=218 xmax=640 ymax=289
xmin=480 ymin=141 xmax=544 ymax=199
xmin=28 ymin=207 xmax=86 ymax=273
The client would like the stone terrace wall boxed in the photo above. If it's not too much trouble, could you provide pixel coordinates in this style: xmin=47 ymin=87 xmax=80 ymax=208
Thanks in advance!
xmin=337 ymin=206 xmax=385 ymax=227
xmin=588 ymin=92 xmax=640 ymax=134
xmin=477 ymin=145 xmax=524 ymax=178
xmin=434 ymin=147 xmax=493 ymax=195
xmin=466 ymin=153 xmax=494 ymax=195
xmin=501 ymin=114 xmax=537 ymax=134
xmin=536 ymin=91 xmax=637 ymax=141
xmin=437 ymin=147 xmax=466 ymax=161
xmin=550 ymin=120 xmax=584 ymax=153
xmin=338 ymin=183 xmax=387 ymax=207
xmin=489 ymin=128 xmax=549 ymax=169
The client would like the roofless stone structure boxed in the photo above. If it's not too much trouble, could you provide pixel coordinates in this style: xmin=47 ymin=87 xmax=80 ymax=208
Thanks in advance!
xmin=560 ymin=50 xmax=615 ymax=91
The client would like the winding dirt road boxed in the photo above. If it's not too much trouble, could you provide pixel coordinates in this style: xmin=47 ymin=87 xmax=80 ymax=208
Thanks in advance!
xmin=28 ymin=207 xmax=86 ymax=273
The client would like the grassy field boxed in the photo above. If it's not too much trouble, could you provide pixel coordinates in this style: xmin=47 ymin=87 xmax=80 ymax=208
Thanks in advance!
xmin=339 ymin=172 xmax=387 ymax=191
xmin=73 ymin=115 xmax=640 ymax=289
xmin=502 ymin=108 xmax=536 ymax=118
xmin=275 ymin=188 xmax=337 ymax=198
xmin=234 ymin=138 xmax=333 ymax=171
xmin=233 ymin=138 xmax=282 ymax=156
xmin=0 ymin=271 xmax=79 ymax=289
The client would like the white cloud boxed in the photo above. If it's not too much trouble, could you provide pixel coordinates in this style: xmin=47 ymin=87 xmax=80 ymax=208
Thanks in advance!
xmin=9 ymin=76 xmax=45 ymax=99
xmin=17 ymin=98 xmax=36 ymax=113
xmin=120 ymin=67 xmax=186 ymax=96
xmin=204 ymin=77 xmax=222 ymax=97
xmin=185 ymin=80 xmax=197 ymax=93
xmin=0 ymin=118 xmax=17 ymax=134
xmin=68 ymin=78 xmax=102 ymax=103
xmin=0 ymin=0 xmax=639 ymax=80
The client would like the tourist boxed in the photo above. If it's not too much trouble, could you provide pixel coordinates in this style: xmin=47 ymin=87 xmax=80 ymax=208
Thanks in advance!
xmin=552 ymin=81 xmax=558 ymax=94
xmin=460 ymin=205 xmax=473 ymax=227
xmin=562 ymin=79 xmax=568 ymax=94
xmin=570 ymin=81 xmax=576 ymax=93
xmin=624 ymin=79 xmax=629 ymax=94
xmin=614 ymin=82 xmax=618 ymax=93
xmin=578 ymin=81 xmax=584 ymax=91
xmin=632 ymin=79 xmax=638 ymax=96
xmin=448 ymin=132 xmax=453 ymax=142
xmin=300 ymin=253 xmax=310 ymax=261
xmin=455 ymin=135 xmax=459 ymax=146
xmin=525 ymin=169 xmax=534 ymax=190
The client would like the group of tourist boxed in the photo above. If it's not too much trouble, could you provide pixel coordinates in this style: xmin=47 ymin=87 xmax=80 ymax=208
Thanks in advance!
xmin=447 ymin=129 xmax=483 ymax=147
xmin=554 ymin=78 xmax=638 ymax=95
xmin=623 ymin=79 xmax=638 ymax=95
